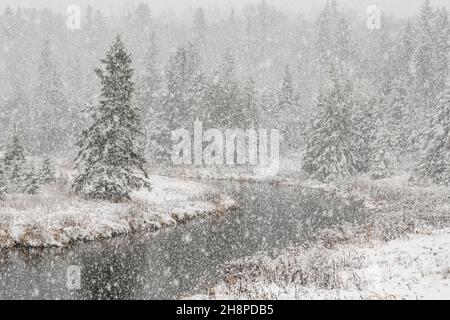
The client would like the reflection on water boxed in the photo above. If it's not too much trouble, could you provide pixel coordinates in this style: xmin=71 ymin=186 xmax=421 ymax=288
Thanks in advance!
xmin=0 ymin=181 xmax=366 ymax=299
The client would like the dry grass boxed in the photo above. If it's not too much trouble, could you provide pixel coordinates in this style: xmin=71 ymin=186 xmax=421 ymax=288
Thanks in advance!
xmin=201 ymin=173 xmax=450 ymax=300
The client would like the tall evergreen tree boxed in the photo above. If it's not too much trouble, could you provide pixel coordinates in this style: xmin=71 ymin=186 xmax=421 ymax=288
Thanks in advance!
xmin=192 ymin=7 xmax=207 ymax=55
xmin=411 ymin=1 xmax=449 ymax=151
xmin=207 ymin=49 xmax=241 ymax=127
xmin=278 ymin=65 xmax=295 ymax=114
xmin=433 ymin=7 xmax=450 ymax=96
xmin=335 ymin=16 xmax=356 ymax=78
xmin=350 ymin=97 xmax=378 ymax=174
xmin=417 ymin=85 xmax=450 ymax=184
xmin=315 ymin=1 xmax=354 ymax=86
xmin=40 ymin=156 xmax=56 ymax=184
xmin=413 ymin=0 xmax=437 ymax=111
xmin=33 ymin=40 xmax=69 ymax=154
xmin=0 ymin=164 xmax=6 ymax=201
xmin=23 ymin=164 xmax=39 ymax=195
xmin=2 ymin=127 xmax=26 ymax=188
xmin=73 ymin=36 xmax=149 ymax=202
xmin=2 ymin=128 xmax=25 ymax=168
xmin=127 ymin=3 xmax=152 ymax=57
xmin=137 ymin=33 xmax=161 ymax=119
xmin=278 ymin=65 xmax=302 ymax=148
xmin=241 ymin=77 xmax=259 ymax=128
xmin=315 ymin=0 xmax=335 ymax=82
xmin=386 ymin=78 xmax=414 ymax=154
xmin=302 ymin=78 xmax=359 ymax=181
xmin=136 ymin=34 xmax=170 ymax=164
xmin=165 ymin=42 xmax=202 ymax=129
xmin=363 ymin=14 xmax=397 ymax=98
xmin=398 ymin=21 xmax=416 ymax=82
xmin=370 ymin=107 xmax=394 ymax=179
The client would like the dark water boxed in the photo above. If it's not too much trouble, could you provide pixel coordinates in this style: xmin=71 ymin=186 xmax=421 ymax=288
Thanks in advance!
xmin=0 ymin=181 xmax=365 ymax=299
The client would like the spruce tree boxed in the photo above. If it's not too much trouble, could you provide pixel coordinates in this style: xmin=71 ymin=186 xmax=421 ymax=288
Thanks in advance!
xmin=73 ymin=36 xmax=149 ymax=202
xmin=136 ymin=33 xmax=161 ymax=122
xmin=302 ymin=78 xmax=359 ymax=181
xmin=0 ymin=164 xmax=7 ymax=201
xmin=241 ymin=77 xmax=259 ymax=128
xmin=315 ymin=1 xmax=354 ymax=86
xmin=409 ymin=1 xmax=449 ymax=153
xmin=363 ymin=14 xmax=397 ymax=98
xmin=33 ymin=40 xmax=69 ymax=153
xmin=414 ymin=0 xmax=435 ymax=111
xmin=23 ymin=165 xmax=39 ymax=195
xmin=370 ymin=114 xmax=394 ymax=179
xmin=278 ymin=65 xmax=302 ymax=148
xmin=192 ymin=7 xmax=207 ymax=57
xmin=2 ymin=128 xmax=26 ymax=189
xmin=351 ymin=98 xmax=378 ymax=174
xmin=135 ymin=34 xmax=170 ymax=163
xmin=278 ymin=65 xmax=295 ymax=115
xmin=0 ymin=183 xmax=6 ymax=201
xmin=207 ymin=49 xmax=241 ymax=127
xmin=417 ymin=86 xmax=450 ymax=184
xmin=165 ymin=42 xmax=202 ymax=129
xmin=398 ymin=21 xmax=415 ymax=82
xmin=433 ymin=7 xmax=450 ymax=97
xmin=386 ymin=78 xmax=413 ymax=154
xmin=370 ymin=136 xmax=392 ymax=180
xmin=412 ymin=1 xmax=449 ymax=111
xmin=40 ymin=156 xmax=56 ymax=184
xmin=2 ymin=129 xmax=25 ymax=168
xmin=128 ymin=3 xmax=152 ymax=51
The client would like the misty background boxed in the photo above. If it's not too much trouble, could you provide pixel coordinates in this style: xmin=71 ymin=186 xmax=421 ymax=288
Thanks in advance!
xmin=1 ymin=0 xmax=450 ymax=17
xmin=0 ymin=0 xmax=449 ymax=187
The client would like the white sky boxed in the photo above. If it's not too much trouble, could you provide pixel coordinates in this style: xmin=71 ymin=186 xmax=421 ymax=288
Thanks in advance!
xmin=0 ymin=0 xmax=449 ymax=18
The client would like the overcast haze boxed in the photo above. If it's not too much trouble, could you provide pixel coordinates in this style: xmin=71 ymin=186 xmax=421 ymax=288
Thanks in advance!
xmin=1 ymin=0 xmax=450 ymax=17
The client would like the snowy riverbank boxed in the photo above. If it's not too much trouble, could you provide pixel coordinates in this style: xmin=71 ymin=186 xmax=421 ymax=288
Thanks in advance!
xmin=0 ymin=176 xmax=236 ymax=248
xmin=192 ymin=172 xmax=450 ymax=300
xmin=197 ymin=228 xmax=450 ymax=300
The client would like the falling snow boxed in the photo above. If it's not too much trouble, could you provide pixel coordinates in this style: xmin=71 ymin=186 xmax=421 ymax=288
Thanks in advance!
xmin=0 ymin=0 xmax=450 ymax=301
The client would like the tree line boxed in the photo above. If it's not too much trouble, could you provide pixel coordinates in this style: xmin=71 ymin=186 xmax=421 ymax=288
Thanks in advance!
xmin=1 ymin=0 xmax=450 ymax=202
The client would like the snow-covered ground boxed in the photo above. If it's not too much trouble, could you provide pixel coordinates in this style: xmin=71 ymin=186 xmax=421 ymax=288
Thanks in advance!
xmin=188 ymin=170 xmax=450 ymax=300
xmin=196 ymin=228 xmax=450 ymax=300
xmin=0 ymin=175 xmax=236 ymax=248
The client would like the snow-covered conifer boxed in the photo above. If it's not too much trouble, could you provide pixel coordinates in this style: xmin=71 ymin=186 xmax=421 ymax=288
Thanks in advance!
xmin=207 ymin=49 xmax=241 ymax=128
xmin=33 ymin=40 xmax=69 ymax=153
xmin=0 ymin=164 xmax=7 ymax=201
xmin=73 ymin=36 xmax=149 ymax=202
xmin=136 ymin=34 xmax=170 ymax=163
xmin=23 ymin=164 xmax=39 ymax=195
xmin=2 ymin=128 xmax=26 ymax=189
xmin=165 ymin=42 xmax=202 ymax=129
xmin=40 ymin=156 xmax=56 ymax=184
xmin=417 ymin=86 xmax=450 ymax=184
xmin=241 ymin=77 xmax=259 ymax=129
xmin=302 ymin=78 xmax=359 ymax=181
